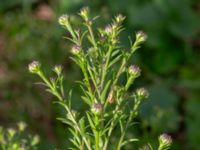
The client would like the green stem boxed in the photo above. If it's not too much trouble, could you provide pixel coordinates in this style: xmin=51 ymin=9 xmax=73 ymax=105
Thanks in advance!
xmin=38 ymin=71 xmax=92 ymax=150
xmin=117 ymin=111 xmax=133 ymax=150
xmin=94 ymin=115 xmax=100 ymax=150
xmin=100 ymin=46 xmax=113 ymax=91
xmin=87 ymin=24 xmax=97 ymax=49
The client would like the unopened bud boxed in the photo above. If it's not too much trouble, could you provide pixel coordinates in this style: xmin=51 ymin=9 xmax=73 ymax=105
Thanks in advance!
xmin=58 ymin=15 xmax=70 ymax=26
xmin=79 ymin=7 xmax=89 ymax=21
xmin=128 ymin=65 xmax=141 ymax=78
xmin=136 ymin=31 xmax=147 ymax=43
xmin=136 ymin=87 xmax=149 ymax=99
xmin=104 ymin=24 xmax=112 ymax=34
xmin=28 ymin=61 xmax=41 ymax=74
xmin=71 ymin=45 xmax=81 ymax=55
xmin=17 ymin=122 xmax=27 ymax=132
xmin=7 ymin=128 xmax=16 ymax=138
xmin=159 ymin=133 xmax=172 ymax=150
xmin=54 ymin=65 xmax=62 ymax=75
xmin=31 ymin=135 xmax=40 ymax=146
xmin=91 ymin=103 xmax=102 ymax=115
xmin=115 ymin=14 xmax=126 ymax=24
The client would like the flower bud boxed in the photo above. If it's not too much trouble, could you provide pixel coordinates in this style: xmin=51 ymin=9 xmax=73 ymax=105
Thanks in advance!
xmin=136 ymin=87 xmax=149 ymax=99
xmin=71 ymin=45 xmax=81 ymax=55
xmin=17 ymin=122 xmax=27 ymax=132
xmin=159 ymin=133 xmax=172 ymax=150
xmin=115 ymin=14 xmax=126 ymax=24
xmin=53 ymin=65 xmax=62 ymax=75
xmin=79 ymin=7 xmax=89 ymax=21
xmin=31 ymin=135 xmax=40 ymax=146
xmin=7 ymin=128 xmax=16 ymax=138
xmin=128 ymin=65 xmax=141 ymax=78
xmin=91 ymin=103 xmax=102 ymax=115
xmin=104 ymin=24 xmax=112 ymax=34
xmin=136 ymin=31 xmax=147 ymax=43
xmin=28 ymin=61 xmax=41 ymax=74
xmin=58 ymin=15 xmax=70 ymax=26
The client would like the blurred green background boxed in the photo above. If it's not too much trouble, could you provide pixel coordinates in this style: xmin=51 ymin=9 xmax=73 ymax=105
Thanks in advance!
xmin=0 ymin=0 xmax=200 ymax=149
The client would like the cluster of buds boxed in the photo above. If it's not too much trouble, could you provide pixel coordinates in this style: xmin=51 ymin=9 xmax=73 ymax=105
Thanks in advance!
xmin=91 ymin=103 xmax=103 ymax=115
xmin=136 ymin=87 xmax=149 ymax=99
xmin=28 ymin=61 xmax=41 ymax=74
xmin=128 ymin=65 xmax=141 ymax=78
xmin=136 ymin=31 xmax=147 ymax=44
xmin=158 ymin=133 xmax=172 ymax=150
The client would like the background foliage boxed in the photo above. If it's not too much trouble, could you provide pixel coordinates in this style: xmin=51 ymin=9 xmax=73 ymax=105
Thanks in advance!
xmin=0 ymin=0 xmax=200 ymax=149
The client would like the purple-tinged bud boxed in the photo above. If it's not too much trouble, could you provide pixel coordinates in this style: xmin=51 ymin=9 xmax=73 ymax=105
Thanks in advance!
xmin=158 ymin=133 xmax=172 ymax=150
xmin=71 ymin=45 xmax=81 ymax=55
xmin=128 ymin=65 xmax=141 ymax=78
xmin=136 ymin=87 xmax=149 ymax=99
xmin=28 ymin=61 xmax=41 ymax=74
xmin=104 ymin=24 xmax=112 ymax=34
xmin=91 ymin=103 xmax=103 ymax=115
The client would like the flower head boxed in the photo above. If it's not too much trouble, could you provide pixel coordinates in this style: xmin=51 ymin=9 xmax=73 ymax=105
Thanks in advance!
xmin=158 ymin=133 xmax=172 ymax=150
xmin=58 ymin=15 xmax=70 ymax=26
xmin=115 ymin=14 xmax=126 ymax=24
xmin=91 ymin=103 xmax=102 ymax=115
xmin=28 ymin=61 xmax=41 ymax=74
xmin=53 ymin=65 xmax=62 ymax=75
xmin=128 ymin=65 xmax=141 ymax=78
xmin=79 ymin=7 xmax=89 ymax=21
xmin=32 ymin=135 xmax=40 ymax=146
xmin=136 ymin=87 xmax=149 ymax=99
xmin=71 ymin=45 xmax=81 ymax=55
xmin=17 ymin=122 xmax=27 ymax=132
xmin=136 ymin=31 xmax=147 ymax=43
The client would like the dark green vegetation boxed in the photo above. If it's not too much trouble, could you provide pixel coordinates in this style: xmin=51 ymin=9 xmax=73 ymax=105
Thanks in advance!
xmin=0 ymin=0 xmax=200 ymax=149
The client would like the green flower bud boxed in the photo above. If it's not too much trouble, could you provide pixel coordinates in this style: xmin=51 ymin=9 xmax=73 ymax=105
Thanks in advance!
xmin=136 ymin=31 xmax=147 ymax=43
xmin=159 ymin=133 xmax=172 ymax=150
xmin=28 ymin=61 xmax=41 ymax=74
xmin=136 ymin=87 xmax=149 ymax=99
xmin=91 ymin=103 xmax=102 ymax=115
xmin=58 ymin=15 xmax=70 ymax=26
xmin=7 ymin=128 xmax=16 ymax=138
xmin=53 ymin=65 xmax=62 ymax=75
xmin=115 ymin=14 xmax=126 ymax=24
xmin=79 ymin=7 xmax=89 ymax=21
xmin=128 ymin=65 xmax=141 ymax=78
xmin=17 ymin=122 xmax=27 ymax=132
xmin=31 ymin=135 xmax=40 ymax=146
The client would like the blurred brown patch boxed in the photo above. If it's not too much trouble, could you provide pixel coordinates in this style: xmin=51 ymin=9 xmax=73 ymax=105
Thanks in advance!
xmin=34 ymin=4 xmax=54 ymax=21
xmin=0 ymin=35 xmax=6 ymax=56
